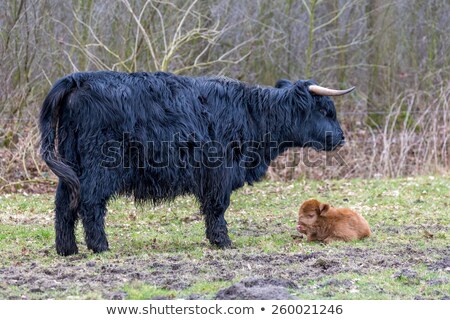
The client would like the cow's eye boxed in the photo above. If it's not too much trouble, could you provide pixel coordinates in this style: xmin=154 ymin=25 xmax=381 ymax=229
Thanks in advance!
xmin=319 ymin=108 xmax=327 ymax=116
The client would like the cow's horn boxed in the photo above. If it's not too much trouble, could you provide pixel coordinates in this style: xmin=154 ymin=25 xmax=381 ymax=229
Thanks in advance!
xmin=308 ymin=85 xmax=355 ymax=96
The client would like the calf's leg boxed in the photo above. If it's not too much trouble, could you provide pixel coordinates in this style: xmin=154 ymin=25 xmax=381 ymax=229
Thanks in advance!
xmin=323 ymin=236 xmax=341 ymax=244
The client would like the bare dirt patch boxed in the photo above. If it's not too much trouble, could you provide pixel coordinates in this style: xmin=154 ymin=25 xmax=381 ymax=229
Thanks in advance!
xmin=1 ymin=243 xmax=448 ymax=299
xmin=216 ymin=278 xmax=298 ymax=300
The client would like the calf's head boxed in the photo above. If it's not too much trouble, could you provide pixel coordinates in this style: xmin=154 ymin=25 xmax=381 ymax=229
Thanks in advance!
xmin=275 ymin=80 xmax=354 ymax=151
xmin=297 ymin=199 xmax=330 ymax=233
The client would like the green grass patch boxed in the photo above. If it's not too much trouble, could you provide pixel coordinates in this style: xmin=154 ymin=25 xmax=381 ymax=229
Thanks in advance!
xmin=0 ymin=176 xmax=449 ymax=299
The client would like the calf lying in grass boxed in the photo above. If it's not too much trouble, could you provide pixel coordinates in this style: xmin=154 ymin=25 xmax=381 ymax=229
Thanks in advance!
xmin=297 ymin=199 xmax=371 ymax=244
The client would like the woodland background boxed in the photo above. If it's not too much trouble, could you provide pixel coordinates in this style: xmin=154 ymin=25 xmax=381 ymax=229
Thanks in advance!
xmin=0 ymin=0 xmax=449 ymax=191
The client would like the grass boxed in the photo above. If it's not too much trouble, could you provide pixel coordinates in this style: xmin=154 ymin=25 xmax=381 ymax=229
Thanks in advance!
xmin=0 ymin=176 xmax=449 ymax=299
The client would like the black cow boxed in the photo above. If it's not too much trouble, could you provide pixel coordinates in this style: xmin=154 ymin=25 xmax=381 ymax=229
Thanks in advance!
xmin=39 ymin=71 xmax=353 ymax=255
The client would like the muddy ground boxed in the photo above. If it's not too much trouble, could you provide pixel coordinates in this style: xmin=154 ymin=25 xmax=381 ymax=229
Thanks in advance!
xmin=1 ymin=234 xmax=449 ymax=300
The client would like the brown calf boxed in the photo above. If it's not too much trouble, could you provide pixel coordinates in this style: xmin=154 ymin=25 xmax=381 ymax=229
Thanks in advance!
xmin=297 ymin=199 xmax=371 ymax=244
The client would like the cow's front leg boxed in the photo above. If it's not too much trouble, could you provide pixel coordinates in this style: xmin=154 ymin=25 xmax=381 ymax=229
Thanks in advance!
xmin=201 ymin=195 xmax=232 ymax=249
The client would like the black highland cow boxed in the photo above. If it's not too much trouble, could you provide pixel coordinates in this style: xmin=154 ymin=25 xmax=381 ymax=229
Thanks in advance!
xmin=40 ymin=71 xmax=354 ymax=256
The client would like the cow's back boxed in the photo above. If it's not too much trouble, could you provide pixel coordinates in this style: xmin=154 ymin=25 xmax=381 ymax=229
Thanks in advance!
xmin=60 ymin=71 xmax=213 ymax=202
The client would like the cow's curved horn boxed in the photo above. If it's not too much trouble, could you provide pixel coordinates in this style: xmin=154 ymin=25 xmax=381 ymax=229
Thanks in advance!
xmin=308 ymin=85 xmax=355 ymax=96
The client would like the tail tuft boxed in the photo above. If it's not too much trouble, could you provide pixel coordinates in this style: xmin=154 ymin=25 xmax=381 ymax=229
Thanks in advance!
xmin=39 ymin=77 xmax=80 ymax=209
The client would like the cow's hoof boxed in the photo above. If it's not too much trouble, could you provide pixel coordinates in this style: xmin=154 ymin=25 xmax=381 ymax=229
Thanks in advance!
xmin=92 ymin=247 xmax=109 ymax=254
xmin=210 ymin=237 xmax=233 ymax=249
xmin=89 ymin=243 xmax=109 ymax=254
xmin=56 ymin=245 xmax=79 ymax=256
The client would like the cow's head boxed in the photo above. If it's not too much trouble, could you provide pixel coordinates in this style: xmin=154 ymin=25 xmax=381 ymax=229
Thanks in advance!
xmin=275 ymin=79 xmax=354 ymax=151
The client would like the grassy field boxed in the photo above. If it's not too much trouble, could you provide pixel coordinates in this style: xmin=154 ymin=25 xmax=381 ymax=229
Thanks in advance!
xmin=0 ymin=176 xmax=449 ymax=299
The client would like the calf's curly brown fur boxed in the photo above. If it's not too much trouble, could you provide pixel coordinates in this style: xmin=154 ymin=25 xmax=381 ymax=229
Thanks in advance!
xmin=297 ymin=199 xmax=370 ymax=244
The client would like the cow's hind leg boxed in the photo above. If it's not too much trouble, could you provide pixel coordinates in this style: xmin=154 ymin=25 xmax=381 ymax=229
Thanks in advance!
xmin=80 ymin=200 xmax=109 ymax=253
xmin=201 ymin=193 xmax=232 ymax=249
xmin=55 ymin=181 xmax=79 ymax=256
xmin=79 ymin=173 xmax=116 ymax=253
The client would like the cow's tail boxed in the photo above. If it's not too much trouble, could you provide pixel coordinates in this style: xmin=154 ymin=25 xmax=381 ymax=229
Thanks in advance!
xmin=39 ymin=76 xmax=80 ymax=209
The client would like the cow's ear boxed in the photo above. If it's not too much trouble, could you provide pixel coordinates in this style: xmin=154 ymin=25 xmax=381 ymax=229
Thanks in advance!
xmin=319 ymin=203 xmax=330 ymax=215
xmin=293 ymin=80 xmax=314 ymax=111
xmin=275 ymin=79 xmax=292 ymax=88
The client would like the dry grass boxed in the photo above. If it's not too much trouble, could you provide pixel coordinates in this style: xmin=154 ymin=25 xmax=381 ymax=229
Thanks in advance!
xmin=268 ymin=84 xmax=450 ymax=180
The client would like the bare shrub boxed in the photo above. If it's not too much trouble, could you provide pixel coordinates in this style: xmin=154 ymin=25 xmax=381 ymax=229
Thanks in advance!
xmin=0 ymin=0 xmax=449 ymax=190
xmin=268 ymin=79 xmax=450 ymax=180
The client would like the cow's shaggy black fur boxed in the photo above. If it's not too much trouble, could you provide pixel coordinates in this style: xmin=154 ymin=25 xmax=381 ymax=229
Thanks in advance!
xmin=40 ymin=71 xmax=345 ymax=255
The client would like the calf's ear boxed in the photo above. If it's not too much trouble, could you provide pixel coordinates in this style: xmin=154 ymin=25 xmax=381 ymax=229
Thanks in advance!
xmin=319 ymin=203 xmax=330 ymax=214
